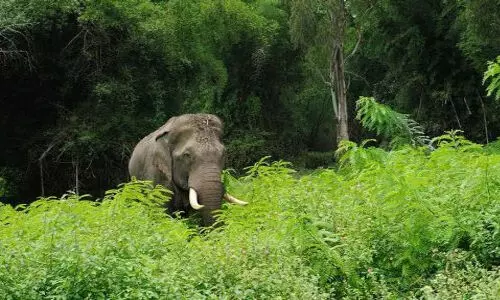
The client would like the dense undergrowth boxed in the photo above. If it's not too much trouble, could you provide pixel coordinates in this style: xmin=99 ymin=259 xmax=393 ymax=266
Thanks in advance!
xmin=1 ymin=135 xmax=499 ymax=299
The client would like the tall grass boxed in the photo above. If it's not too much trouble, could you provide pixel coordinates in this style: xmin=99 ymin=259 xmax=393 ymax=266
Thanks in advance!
xmin=1 ymin=134 xmax=499 ymax=299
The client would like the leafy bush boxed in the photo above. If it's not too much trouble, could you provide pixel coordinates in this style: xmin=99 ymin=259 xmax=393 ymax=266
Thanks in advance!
xmin=0 ymin=179 xmax=325 ymax=299
xmin=356 ymin=96 xmax=430 ymax=148
xmin=484 ymin=138 xmax=500 ymax=154
xmin=484 ymin=55 xmax=500 ymax=101
xmin=417 ymin=251 xmax=500 ymax=299
xmin=225 ymin=130 xmax=275 ymax=170
xmin=1 ymin=133 xmax=499 ymax=298
xmin=335 ymin=139 xmax=387 ymax=171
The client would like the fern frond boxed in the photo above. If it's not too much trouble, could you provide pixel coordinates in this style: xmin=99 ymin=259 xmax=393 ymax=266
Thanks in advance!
xmin=483 ymin=56 xmax=500 ymax=101
xmin=356 ymin=96 xmax=430 ymax=148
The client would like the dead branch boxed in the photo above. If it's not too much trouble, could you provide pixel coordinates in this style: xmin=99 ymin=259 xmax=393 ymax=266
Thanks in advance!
xmin=449 ymin=97 xmax=462 ymax=129
xmin=38 ymin=142 xmax=57 ymax=197
xmin=345 ymin=27 xmax=362 ymax=62
xmin=345 ymin=70 xmax=370 ymax=86
xmin=62 ymin=29 xmax=85 ymax=52
xmin=463 ymin=97 xmax=472 ymax=115
xmin=476 ymin=90 xmax=489 ymax=144
xmin=73 ymin=159 xmax=79 ymax=195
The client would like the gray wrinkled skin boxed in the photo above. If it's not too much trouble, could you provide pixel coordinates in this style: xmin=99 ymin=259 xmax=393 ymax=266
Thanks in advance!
xmin=128 ymin=114 xmax=225 ymax=225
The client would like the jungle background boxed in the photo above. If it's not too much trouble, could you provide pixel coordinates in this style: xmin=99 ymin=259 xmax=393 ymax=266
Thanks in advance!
xmin=1 ymin=0 xmax=500 ymax=201
xmin=1 ymin=1 xmax=500 ymax=299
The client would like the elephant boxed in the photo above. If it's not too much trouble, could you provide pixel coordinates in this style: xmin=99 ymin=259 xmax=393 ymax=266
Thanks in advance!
xmin=128 ymin=113 xmax=247 ymax=225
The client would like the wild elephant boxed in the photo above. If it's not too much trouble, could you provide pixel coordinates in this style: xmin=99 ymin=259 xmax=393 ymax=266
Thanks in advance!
xmin=128 ymin=113 xmax=247 ymax=225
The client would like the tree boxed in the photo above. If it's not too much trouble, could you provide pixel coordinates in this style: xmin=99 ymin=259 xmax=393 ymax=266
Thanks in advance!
xmin=0 ymin=0 xmax=282 ymax=199
xmin=289 ymin=0 xmax=355 ymax=143
xmin=0 ymin=1 xmax=31 ymax=68
xmin=346 ymin=0 xmax=499 ymax=142
xmin=455 ymin=0 xmax=500 ymax=71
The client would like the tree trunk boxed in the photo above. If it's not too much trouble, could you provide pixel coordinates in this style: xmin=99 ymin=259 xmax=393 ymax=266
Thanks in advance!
xmin=330 ymin=0 xmax=349 ymax=144
xmin=332 ymin=47 xmax=349 ymax=143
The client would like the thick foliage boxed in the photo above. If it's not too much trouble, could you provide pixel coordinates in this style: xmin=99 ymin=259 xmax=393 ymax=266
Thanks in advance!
xmin=2 ymin=0 xmax=500 ymax=201
xmin=0 ymin=0 xmax=282 ymax=199
xmin=484 ymin=55 xmax=500 ymax=101
xmin=356 ymin=96 xmax=430 ymax=148
xmin=0 ymin=179 xmax=324 ymax=299
xmin=351 ymin=0 xmax=499 ymax=141
xmin=1 ymin=135 xmax=499 ymax=298
xmin=455 ymin=0 xmax=500 ymax=71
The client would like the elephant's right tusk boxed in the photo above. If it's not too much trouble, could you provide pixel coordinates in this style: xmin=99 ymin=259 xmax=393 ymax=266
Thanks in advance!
xmin=189 ymin=188 xmax=204 ymax=210
xmin=224 ymin=193 xmax=248 ymax=206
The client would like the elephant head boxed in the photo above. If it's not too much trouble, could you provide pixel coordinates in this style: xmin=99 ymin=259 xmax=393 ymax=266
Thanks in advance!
xmin=128 ymin=114 xmax=246 ymax=225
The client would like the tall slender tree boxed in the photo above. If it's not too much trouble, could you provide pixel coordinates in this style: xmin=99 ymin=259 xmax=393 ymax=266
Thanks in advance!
xmin=289 ymin=0 xmax=354 ymax=143
xmin=330 ymin=0 xmax=349 ymax=142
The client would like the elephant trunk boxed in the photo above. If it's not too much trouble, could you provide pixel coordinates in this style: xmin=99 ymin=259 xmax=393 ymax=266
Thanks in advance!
xmin=188 ymin=166 xmax=224 ymax=226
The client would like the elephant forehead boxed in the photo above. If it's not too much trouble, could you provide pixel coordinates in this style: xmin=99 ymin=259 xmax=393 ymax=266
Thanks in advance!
xmin=194 ymin=129 xmax=223 ymax=147
xmin=192 ymin=119 xmax=222 ymax=140
xmin=192 ymin=116 xmax=222 ymax=129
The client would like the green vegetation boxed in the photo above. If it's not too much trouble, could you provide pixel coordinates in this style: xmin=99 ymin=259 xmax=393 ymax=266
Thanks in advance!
xmin=1 ymin=134 xmax=499 ymax=298
xmin=484 ymin=56 xmax=500 ymax=101
xmin=1 ymin=0 xmax=500 ymax=199
xmin=355 ymin=97 xmax=430 ymax=148
xmin=1 ymin=1 xmax=499 ymax=297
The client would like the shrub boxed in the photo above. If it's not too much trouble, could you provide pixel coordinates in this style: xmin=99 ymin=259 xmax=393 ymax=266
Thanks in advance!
xmin=225 ymin=130 xmax=275 ymax=171
xmin=0 ymin=179 xmax=326 ymax=299
xmin=356 ymin=96 xmax=430 ymax=148
xmin=1 ymin=133 xmax=499 ymax=298
xmin=484 ymin=138 xmax=500 ymax=154
xmin=417 ymin=251 xmax=500 ymax=299
xmin=484 ymin=55 xmax=500 ymax=101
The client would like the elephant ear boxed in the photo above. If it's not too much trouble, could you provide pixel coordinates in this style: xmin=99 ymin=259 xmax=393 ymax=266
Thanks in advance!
xmin=155 ymin=117 xmax=177 ymax=141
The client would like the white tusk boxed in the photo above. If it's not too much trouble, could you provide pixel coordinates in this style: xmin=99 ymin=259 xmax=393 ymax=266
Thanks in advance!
xmin=224 ymin=193 xmax=248 ymax=206
xmin=189 ymin=188 xmax=204 ymax=210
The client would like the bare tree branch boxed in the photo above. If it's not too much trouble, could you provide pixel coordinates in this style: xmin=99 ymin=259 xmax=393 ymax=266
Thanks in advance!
xmin=306 ymin=55 xmax=331 ymax=86
xmin=2 ymin=25 xmax=31 ymax=44
xmin=73 ymin=159 xmax=79 ymax=195
xmin=62 ymin=29 xmax=85 ymax=52
xmin=345 ymin=27 xmax=362 ymax=62
xmin=0 ymin=49 xmax=33 ymax=69
xmin=345 ymin=70 xmax=370 ymax=86
xmin=38 ymin=142 xmax=57 ymax=197
xmin=0 ymin=24 xmax=34 ymax=69
xmin=448 ymin=97 xmax=462 ymax=129
xmin=476 ymin=90 xmax=489 ymax=144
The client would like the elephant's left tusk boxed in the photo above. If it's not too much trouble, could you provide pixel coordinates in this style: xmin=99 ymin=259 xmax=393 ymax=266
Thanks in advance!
xmin=224 ymin=193 xmax=248 ymax=206
xmin=189 ymin=188 xmax=204 ymax=210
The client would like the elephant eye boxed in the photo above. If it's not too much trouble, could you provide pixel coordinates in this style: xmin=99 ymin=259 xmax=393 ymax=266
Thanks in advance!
xmin=182 ymin=152 xmax=191 ymax=159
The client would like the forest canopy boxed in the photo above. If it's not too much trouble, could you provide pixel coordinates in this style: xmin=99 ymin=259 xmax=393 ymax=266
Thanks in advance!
xmin=1 ymin=0 xmax=500 ymax=199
